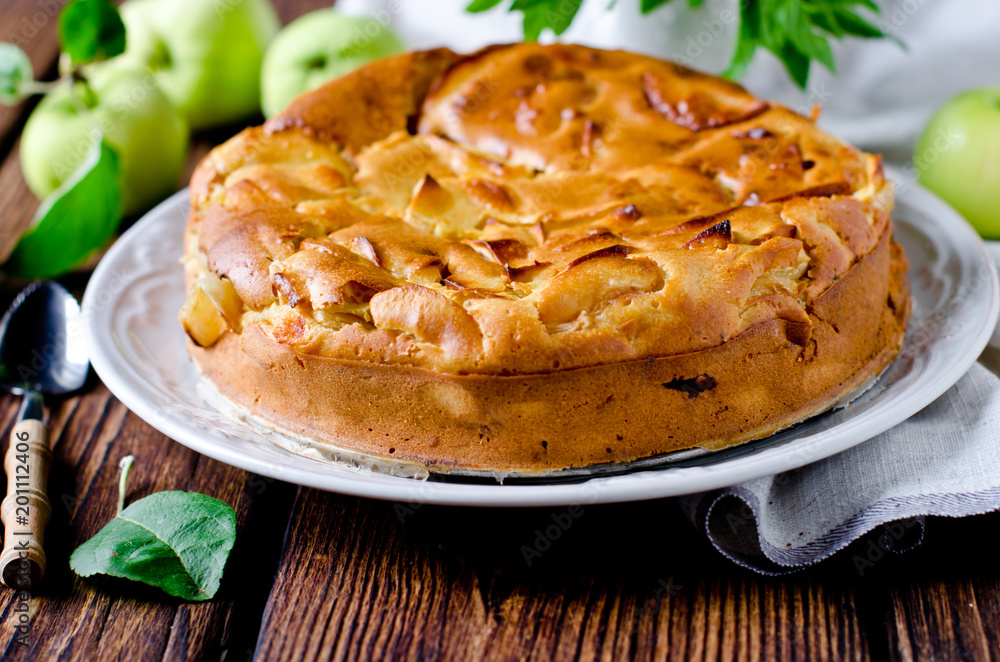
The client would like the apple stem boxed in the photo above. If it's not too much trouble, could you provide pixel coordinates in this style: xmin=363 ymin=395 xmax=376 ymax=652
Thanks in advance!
xmin=117 ymin=455 xmax=135 ymax=515
xmin=57 ymin=53 xmax=74 ymax=79
xmin=18 ymin=81 xmax=63 ymax=96
xmin=60 ymin=79 xmax=104 ymax=136
xmin=17 ymin=54 xmax=92 ymax=100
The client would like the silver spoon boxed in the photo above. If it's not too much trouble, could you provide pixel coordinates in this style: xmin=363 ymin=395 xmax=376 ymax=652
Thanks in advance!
xmin=0 ymin=281 xmax=89 ymax=590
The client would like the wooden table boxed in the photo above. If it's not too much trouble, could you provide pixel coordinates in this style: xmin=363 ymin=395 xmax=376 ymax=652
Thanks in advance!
xmin=2 ymin=1 xmax=1000 ymax=659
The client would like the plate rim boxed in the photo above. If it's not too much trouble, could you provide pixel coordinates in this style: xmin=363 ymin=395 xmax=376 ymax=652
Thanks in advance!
xmin=82 ymin=168 xmax=1000 ymax=507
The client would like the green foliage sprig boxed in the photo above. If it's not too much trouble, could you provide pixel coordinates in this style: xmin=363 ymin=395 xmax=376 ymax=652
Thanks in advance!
xmin=466 ymin=0 xmax=892 ymax=89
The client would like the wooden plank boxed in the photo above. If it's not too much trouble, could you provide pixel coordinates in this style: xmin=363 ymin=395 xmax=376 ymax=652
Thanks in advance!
xmin=0 ymin=136 xmax=43 ymax=265
xmin=879 ymin=513 xmax=1000 ymax=661
xmin=0 ymin=386 xmax=296 ymax=660
xmin=279 ymin=0 xmax=336 ymax=23
xmin=0 ymin=0 xmax=63 ymax=150
xmin=0 ymin=0 xmax=998 ymax=660
xmin=255 ymin=493 xmax=874 ymax=661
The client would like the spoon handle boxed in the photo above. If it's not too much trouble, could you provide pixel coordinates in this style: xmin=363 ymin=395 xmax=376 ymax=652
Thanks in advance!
xmin=0 ymin=418 xmax=51 ymax=590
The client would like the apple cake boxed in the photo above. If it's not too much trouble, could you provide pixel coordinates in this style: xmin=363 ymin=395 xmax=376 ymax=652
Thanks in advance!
xmin=180 ymin=43 xmax=910 ymax=475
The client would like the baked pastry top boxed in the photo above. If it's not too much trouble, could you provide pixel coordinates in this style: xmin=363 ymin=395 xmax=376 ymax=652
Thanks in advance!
xmin=185 ymin=43 xmax=891 ymax=377
xmin=181 ymin=43 xmax=908 ymax=474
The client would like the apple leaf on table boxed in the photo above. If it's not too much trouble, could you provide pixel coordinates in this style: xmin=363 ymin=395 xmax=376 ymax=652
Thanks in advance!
xmin=70 ymin=491 xmax=237 ymax=601
xmin=2 ymin=139 xmax=121 ymax=279
xmin=0 ymin=43 xmax=33 ymax=105
xmin=59 ymin=0 xmax=127 ymax=65
xmin=70 ymin=457 xmax=237 ymax=602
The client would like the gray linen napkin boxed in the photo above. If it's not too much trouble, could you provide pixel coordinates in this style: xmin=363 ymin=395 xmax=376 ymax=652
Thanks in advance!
xmin=677 ymin=356 xmax=1000 ymax=574
xmin=677 ymin=242 xmax=1000 ymax=574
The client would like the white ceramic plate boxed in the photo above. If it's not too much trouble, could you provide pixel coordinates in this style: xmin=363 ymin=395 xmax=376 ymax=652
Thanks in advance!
xmin=83 ymin=167 xmax=999 ymax=506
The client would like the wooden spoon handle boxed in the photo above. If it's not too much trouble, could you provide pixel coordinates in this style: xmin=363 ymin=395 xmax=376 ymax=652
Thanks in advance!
xmin=1 ymin=419 xmax=51 ymax=590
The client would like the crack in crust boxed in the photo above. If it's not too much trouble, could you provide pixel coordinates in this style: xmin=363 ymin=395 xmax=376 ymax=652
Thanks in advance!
xmin=184 ymin=43 xmax=900 ymax=378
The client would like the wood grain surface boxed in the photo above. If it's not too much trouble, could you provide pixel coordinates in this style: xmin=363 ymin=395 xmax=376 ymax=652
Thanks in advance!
xmin=1 ymin=1 xmax=999 ymax=660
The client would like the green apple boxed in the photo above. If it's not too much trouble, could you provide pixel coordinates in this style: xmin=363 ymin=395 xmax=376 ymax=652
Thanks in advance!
xmin=261 ymin=9 xmax=405 ymax=118
xmin=118 ymin=0 xmax=280 ymax=129
xmin=915 ymin=88 xmax=1000 ymax=238
xmin=20 ymin=63 xmax=189 ymax=216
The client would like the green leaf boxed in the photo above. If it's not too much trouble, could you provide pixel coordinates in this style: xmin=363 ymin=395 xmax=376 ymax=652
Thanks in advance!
xmin=0 ymin=43 xmax=33 ymax=105
xmin=640 ymin=0 xmax=675 ymax=13
xmin=785 ymin=4 xmax=836 ymax=73
xmin=723 ymin=0 xmax=761 ymax=80
xmin=544 ymin=0 xmax=584 ymax=34
xmin=641 ymin=0 xmax=700 ymax=13
xmin=723 ymin=36 xmax=757 ymax=82
xmin=723 ymin=0 xmax=897 ymax=87
xmin=832 ymin=8 xmax=887 ymax=39
xmin=522 ymin=6 xmax=549 ymax=41
xmin=806 ymin=8 xmax=845 ymax=38
xmin=757 ymin=0 xmax=784 ymax=52
xmin=466 ymin=0 xmax=897 ymax=91
xmin=812 ymin=36 xmax=835 ymax=73
xmin=851 ymin=0 xmax=881 ymax=13
xmin=58 ymin=0 xmax=126 ymax=65
xmin=466 ymin=0 xmax=504 ymax=12
xmin=70 ymin=492 xmax=237 ymax=601
xmin=777 ymin=40 xmax=811 ymax=88
xmin=468 ymin=0 xmax=584 ymax=40
xmin=517 ymin=0 xmax=584 ymax=39
xmin=511 ymin=0 xmax=550 ymax=9
xmin=3 ymin=139 xmax=121 ymax=279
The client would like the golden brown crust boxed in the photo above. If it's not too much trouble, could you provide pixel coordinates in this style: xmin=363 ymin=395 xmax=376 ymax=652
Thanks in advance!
xmin=265 ymin=47 xmax=461 ymax=152
xmin=190 ymin=225 xmax=908 ymax=473
xmin=182 ymin=43 xmax=910 ymax=473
